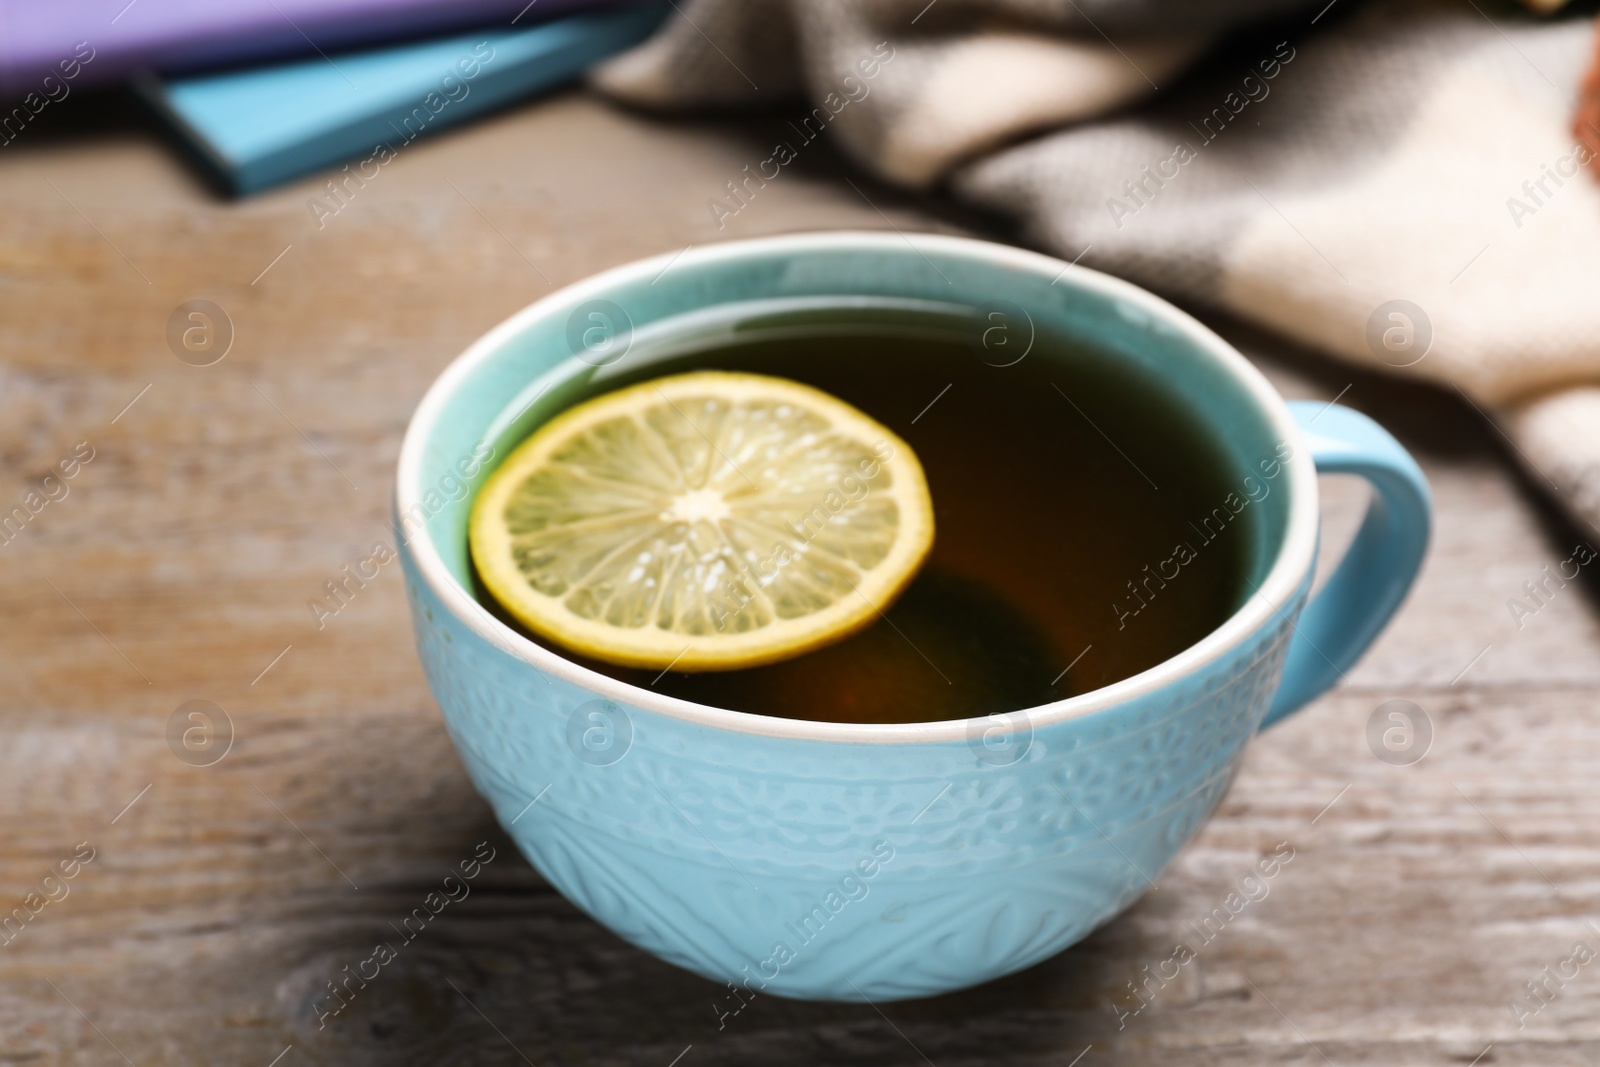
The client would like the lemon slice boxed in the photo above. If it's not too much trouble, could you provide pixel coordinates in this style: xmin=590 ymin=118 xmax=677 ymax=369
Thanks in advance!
xmin=470 ymin=371 xmax=934 ymax=671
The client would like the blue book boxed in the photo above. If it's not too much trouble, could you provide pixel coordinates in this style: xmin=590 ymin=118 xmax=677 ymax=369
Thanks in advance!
xmin=134 ymin=3 xmax=666 ymax=194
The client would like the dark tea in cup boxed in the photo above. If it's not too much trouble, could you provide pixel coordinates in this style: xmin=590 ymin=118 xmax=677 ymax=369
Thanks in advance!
xmin=473 ymin=301 xmax=1252 ymax=724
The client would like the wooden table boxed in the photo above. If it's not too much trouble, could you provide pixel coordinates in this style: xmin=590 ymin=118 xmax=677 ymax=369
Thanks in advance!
xmin=3 ymin=86 xmax=1597 ymax=1066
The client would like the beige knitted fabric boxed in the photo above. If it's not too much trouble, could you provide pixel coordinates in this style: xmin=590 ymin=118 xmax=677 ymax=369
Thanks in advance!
xmin=594 ymin=0 xmax=1600 ymax=540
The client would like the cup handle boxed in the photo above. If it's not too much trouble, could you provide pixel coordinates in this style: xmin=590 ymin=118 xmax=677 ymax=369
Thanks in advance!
xmin=1258 ymin=402 xmax=1432 ymax=729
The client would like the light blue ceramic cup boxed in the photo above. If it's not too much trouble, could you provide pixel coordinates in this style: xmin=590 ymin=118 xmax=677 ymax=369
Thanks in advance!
xmin=395 ymin=232 xmax=1430 ymax=1002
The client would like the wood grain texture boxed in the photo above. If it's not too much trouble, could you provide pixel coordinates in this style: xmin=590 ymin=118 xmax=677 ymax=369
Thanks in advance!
xmin=1 ymin=88 xmax=1598 ymax=1066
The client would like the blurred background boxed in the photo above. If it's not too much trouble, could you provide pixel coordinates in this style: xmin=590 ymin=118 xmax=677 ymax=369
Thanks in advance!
xmin=3 ymin=0 xmax=1600 ymax=1063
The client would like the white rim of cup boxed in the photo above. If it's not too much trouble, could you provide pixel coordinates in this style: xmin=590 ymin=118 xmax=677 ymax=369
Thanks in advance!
xmin=397 ymin=231 xmax=1319 ymax=744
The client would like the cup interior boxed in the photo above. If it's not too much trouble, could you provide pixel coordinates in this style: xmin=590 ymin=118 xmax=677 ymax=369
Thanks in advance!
xmin=397 ymin=232 xmax=1314 ymax=730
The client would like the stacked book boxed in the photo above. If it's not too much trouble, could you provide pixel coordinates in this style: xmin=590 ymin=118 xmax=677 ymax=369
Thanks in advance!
xmin=0 ymin=0 xmax=666 ymax=193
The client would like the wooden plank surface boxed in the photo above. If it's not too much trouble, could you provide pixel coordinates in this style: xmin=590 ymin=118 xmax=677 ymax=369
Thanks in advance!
xmin=2 ymin=87 xmax=1598 ymax=1066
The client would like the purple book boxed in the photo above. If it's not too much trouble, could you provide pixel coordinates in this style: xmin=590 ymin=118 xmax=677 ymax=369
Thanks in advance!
xmin=0 ymin=0 xmax=616 ymax=97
